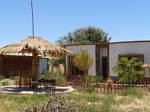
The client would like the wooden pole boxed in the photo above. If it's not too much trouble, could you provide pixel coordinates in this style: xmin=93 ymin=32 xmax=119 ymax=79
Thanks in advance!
xmin=19 ymin=76 xmax=22 ymax=87
xmin=30 ymin=0 xmax=35 ymax=36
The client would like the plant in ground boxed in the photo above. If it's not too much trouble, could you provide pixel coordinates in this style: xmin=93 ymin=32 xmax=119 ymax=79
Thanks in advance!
xmin=43 ymin=71 xmax=50 ymax=79
xmin=113 ymin=57 xmax=144 ymax=83
xmin=99 ymin=95 xmax=115 ymax=112
xmin=121 ymin=88 xmax=143 ymax=99
xmin=56 ymin=73 xmax=66 ymax=85
xmin=73 ymin=49 xmax=93 ymax=75
xmin=90 ymin=76 xmax=103 ymax=83
xmin=85 ymin=93 xmax=100 ymax=102
xmin=84 ymin=87 xmax=95 ymax=94
xmin=0 ymin=74 xmax=5 ymax=81
xmin=0 ymin=79 xmax=13 ymax=86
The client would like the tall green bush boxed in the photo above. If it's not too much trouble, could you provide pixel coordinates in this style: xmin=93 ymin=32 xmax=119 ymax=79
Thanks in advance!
xmin=90 ymin=76 xmax=103 ymax=83
xmin=73 ymin=49 xmax=93 ymax=75
xmin=0 ymin=74 xmax=5 ymax=81
xmin=113 ymin=57 xmax=144 ymax=83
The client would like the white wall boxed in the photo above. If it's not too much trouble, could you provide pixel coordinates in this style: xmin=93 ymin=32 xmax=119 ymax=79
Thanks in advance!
xmin=66 ymin=45 xmax=96 ymax=76
xmin=109 ymin=42 xmax=150 ymax=77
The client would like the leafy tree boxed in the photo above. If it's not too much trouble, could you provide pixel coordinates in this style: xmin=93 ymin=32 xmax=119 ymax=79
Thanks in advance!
xmin=56 ymin=26 xmax=111 ymax=46
xmin=73 ymin=49 xmax=93 ymax=75
xmin=113 ymin=57 xmax=144 ymax=83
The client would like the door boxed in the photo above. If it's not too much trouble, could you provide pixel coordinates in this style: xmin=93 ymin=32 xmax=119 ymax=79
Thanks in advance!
xmin=102 ymin=57 xmax=108 ymax=80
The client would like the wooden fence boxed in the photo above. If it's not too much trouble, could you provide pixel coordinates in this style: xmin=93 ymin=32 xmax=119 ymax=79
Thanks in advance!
xmin=70 ymin=82 xmax=150 ymax=94
xmin=67 ymin=76 xmax=150 ymax=94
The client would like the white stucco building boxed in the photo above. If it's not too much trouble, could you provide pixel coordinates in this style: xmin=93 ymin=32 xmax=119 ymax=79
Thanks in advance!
xmin=65 ymin=40 xmax=150 ymax=80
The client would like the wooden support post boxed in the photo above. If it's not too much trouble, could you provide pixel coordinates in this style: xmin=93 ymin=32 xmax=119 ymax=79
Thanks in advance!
xmin=19 ymin=76 xmax=22 ymax=87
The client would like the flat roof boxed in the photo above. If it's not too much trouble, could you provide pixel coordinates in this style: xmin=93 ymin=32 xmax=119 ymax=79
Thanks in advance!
xmin=110 ymin=40 xmax=150 ymax=44
xmin=65 ymin=43 xmax=108 ymax=47
xmin=65 ymin=40 xmax=150 ymax=46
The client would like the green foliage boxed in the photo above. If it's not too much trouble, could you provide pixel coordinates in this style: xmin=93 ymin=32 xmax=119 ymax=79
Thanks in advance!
xmin=113 ymin=57 xmax=144 ymax=82
xmin=43 ymin=69 xmax=58 ymax=79
xmin=0 ymin=74 xmax=5 ymax=81
xmin=0 ymin=90 xmax=149 ymax=112
xmin=121 ymin=88 xmax=143 ymax=98
xmin=73 ymin=49 xmax=93 ymax=75
xmin=90 ymin=76 xmax=103 ymax=83
xmin=56 ymin=73 xmax=65 ymax=84
xmin=56 ymin=26 xmax=111 ymax=46
xmin=44 ymin=70 xmax=65 ymax=85
xmin=0 ymin=79 xmax=13 ymax=86
xmin=43 ymin=71 xmax=50 ymax=79
xmin=100 ymin=95 xmax=115 ymax=112
xmin=0 ymin=94 xmax=49 ymax=112
xmin=85 ymin=93 xmax=100 ymax=102
xmin=84 ymin=87 xmax=95 ymax=94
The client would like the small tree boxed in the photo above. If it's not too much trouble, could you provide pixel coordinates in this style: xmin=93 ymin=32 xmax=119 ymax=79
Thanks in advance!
xmin=113 ymin=57 xmax=144 ymax=83
xmin=73 ymin=49 xmax=93 ymax=75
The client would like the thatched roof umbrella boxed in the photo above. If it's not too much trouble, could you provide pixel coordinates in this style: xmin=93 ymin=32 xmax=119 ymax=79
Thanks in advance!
xmin=0 ymin=36 xmax=72 ymax=56
xmin=0 ymin=36 xmax=72 ymax=83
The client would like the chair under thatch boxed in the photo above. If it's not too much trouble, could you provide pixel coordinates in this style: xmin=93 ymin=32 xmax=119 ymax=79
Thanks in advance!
xmin=0 ymin=36 xmax=72 ymax=87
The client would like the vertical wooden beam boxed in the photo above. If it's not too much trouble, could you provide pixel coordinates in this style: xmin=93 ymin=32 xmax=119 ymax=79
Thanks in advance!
xmin=19 ymin=76 xmax=22 ymax=87
xmin=107 ymin=43 xmax=110 ymax=78
xmin=96 ymin=45 xmax=101 ymax=76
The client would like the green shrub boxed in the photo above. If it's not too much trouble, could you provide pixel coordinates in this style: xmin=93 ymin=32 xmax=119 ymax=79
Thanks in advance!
xmin=121 ymin=88 xmax=143 ymax=98
xmin=100 ymin=95 xmax=115 ymax=112
xmin=113 ymin=57 xmax=144 ymax=83
xmin=56 ymin=73 xmax=65 ymax=85
xmin=84 ymin=87 xmax=95 ymax=94
xmin=43 ymin=70 xmax=56 ymax=79
xmin=45 ymin=70 xmax=66 ymax=85
xmin=0 ymin=75 xmax=5 ymax=81
xmin=81 ymin=75 xmax=90 ymax=82
xmin=90 ymin=76 xmax=103 ymax=83
xmin=43 ymin=71 xmax=50 ymax=79
xmin=0 ymin=79 xmax=13 ymax=86
xmin=73 ymin=49 xmax=93 ymax=75
xmin=86 ymin=93 xmax=100 ymax=102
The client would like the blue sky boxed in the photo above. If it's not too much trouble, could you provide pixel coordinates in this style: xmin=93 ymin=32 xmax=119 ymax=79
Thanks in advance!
xmin=0 ymin=0 xmax=150 ymax=46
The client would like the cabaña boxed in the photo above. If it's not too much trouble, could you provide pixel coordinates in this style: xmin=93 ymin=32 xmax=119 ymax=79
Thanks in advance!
xmin=0 ymin=36 xmax=72 ymax=87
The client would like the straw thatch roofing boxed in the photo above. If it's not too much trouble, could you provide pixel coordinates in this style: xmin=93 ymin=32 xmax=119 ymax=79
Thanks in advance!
xmin=0 ymin=36 xmax=72 ymax=57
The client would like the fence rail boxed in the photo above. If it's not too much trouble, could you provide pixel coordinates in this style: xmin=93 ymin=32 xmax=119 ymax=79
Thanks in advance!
xmin=70 ymin=82 xmax=150 ymax=94
xmin=67 ymin=76 xmax=150 ymax=93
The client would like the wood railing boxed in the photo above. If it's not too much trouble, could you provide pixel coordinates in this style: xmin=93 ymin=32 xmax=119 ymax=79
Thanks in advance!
xmin=67 ymin=76 xmax=150 ymax=94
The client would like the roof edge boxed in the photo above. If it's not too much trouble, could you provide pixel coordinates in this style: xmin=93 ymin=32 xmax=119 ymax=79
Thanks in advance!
xmin=65 ymin=40 xmax=150 ymax=46
xmin=64 ymin=43 xmax=108 ymax=47
xmin=110 ymin=40 xmax=150 ymax=44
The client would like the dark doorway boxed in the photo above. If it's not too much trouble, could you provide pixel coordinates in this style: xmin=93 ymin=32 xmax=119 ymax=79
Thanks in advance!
xmin=102 ymin=57 xmax=108 ymax=80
